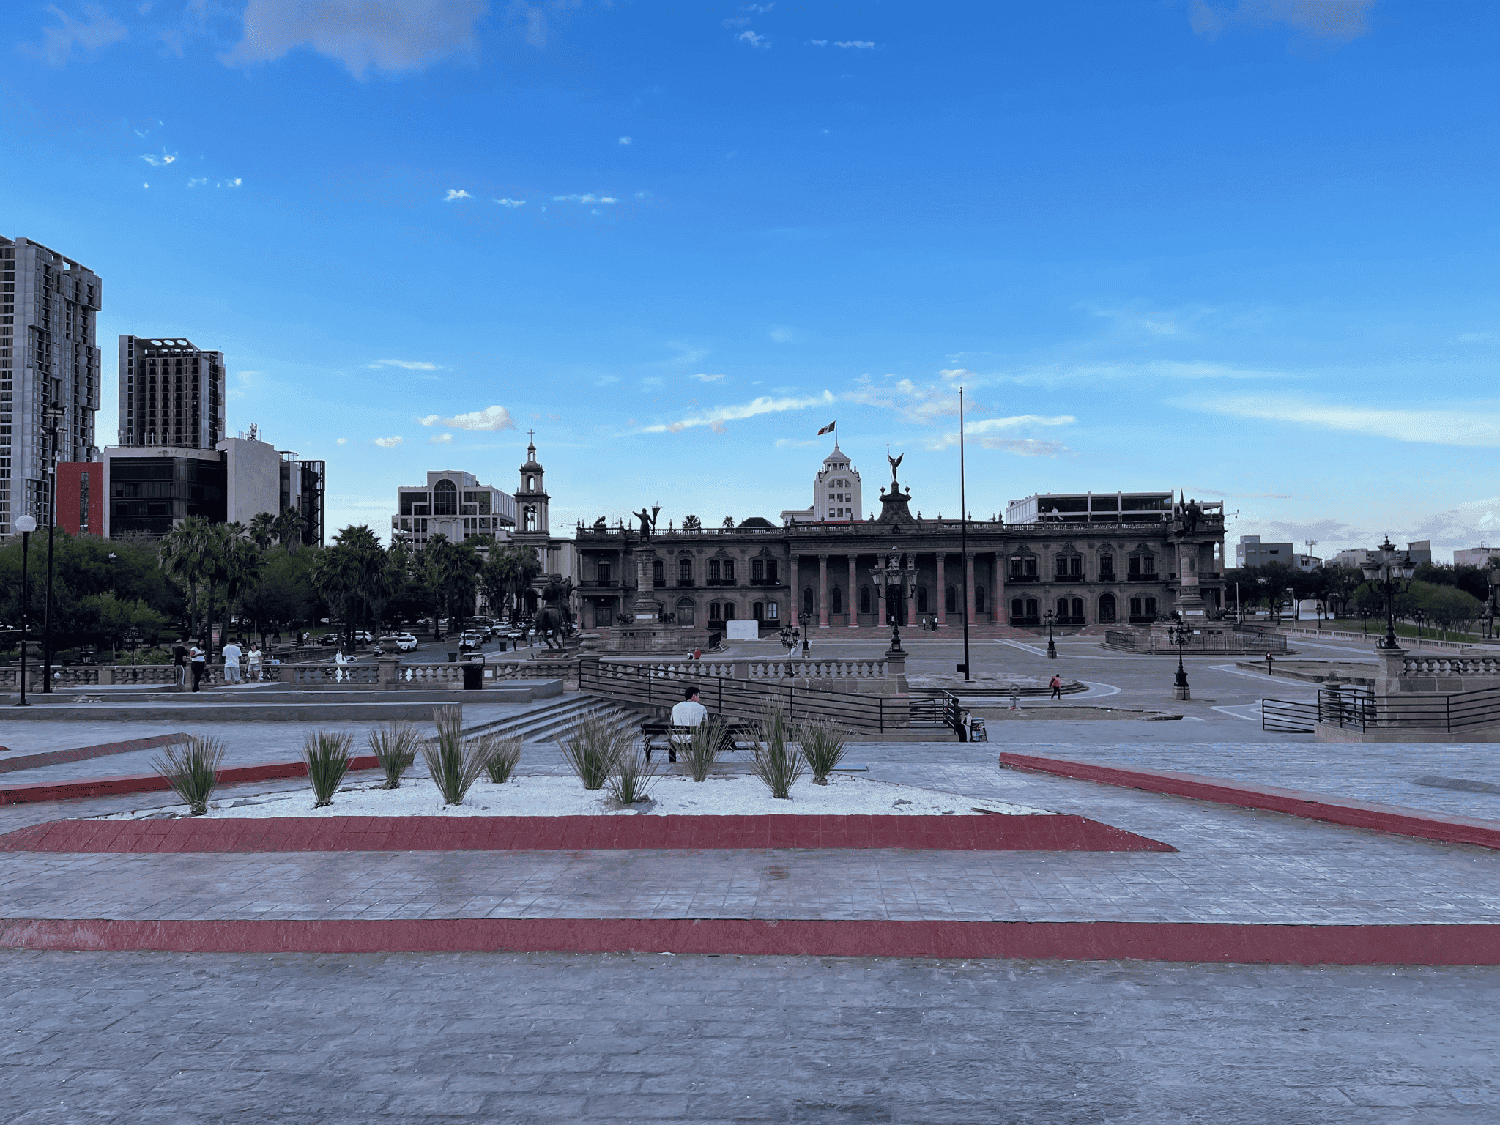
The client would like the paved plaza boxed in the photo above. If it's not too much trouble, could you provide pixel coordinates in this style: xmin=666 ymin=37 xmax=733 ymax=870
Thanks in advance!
xmin=2 ymin=635 xmax=1498 ymax=1121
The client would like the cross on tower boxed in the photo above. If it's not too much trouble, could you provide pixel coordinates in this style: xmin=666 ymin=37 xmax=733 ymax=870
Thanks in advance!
xmin=527 ymin=428 xmax=536 ymax=443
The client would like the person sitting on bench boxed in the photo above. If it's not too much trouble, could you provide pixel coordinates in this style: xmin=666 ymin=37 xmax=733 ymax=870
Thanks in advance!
xmin=669 ymin=685 xmax=708 ymax=764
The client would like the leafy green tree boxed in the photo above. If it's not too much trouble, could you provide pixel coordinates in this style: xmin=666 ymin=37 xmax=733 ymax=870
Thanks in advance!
xmin=75 ymin=593 xmax=170 ymax=655
xmin=159 ymin=517 xmax=222 ymax=651
xmin=482 ymin=544 xmax=542 ymax=620
xmin=238 ymin=548 xmax=316 ymax=645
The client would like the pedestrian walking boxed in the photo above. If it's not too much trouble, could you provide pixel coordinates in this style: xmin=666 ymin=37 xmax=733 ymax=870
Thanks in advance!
xmin=1008 ymin=682 xmax=1020 ymax=711
xmin=171 ymin=639 xmax=189 ymax=691
xmin=188 ymin=642 xmax=207 ymax=692
xmin=1048 ymin=674 xmax=1062 ymax=700
xmin=248 ymin=643 xmax=263 ymax=682
xmin=221 ymin=639 xmax=243 ymax=685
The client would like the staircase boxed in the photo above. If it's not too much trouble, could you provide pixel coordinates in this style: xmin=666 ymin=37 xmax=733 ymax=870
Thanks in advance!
xmin=463 ymin=693 xmax=642 ymax=744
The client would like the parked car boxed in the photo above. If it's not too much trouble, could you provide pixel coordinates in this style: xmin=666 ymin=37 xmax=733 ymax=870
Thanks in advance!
xmin=381 ymin=633 xmax=419 ymax=652
xmin=315 ymin=633 xmax=339 ymax=646
xmin=352 ymin=630 xmax=374 ymax=644
xmin=458 ymin=632 xmax=486 ymax=652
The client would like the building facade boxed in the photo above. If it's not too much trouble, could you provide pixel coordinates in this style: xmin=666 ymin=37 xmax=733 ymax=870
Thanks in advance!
xmin=780 ymin=441 xmax=863 ymax=525
xmin=55 ymin=461 xmax=104 ymax=537
xmin=1456 ymin=547 xmax=1500 ymax=570
xmin=281 ymin=452 xmax=325 ymax=548
xmin=1006 ymin=491 xmax=1173 ymax=525
xmin=576 ymin=460 xmax=1226 ymax=633
xmin=102 ymin=446 xmax=227 ymax=538
xmin=509 ymin=437 xmax=573 ymax=579
xmin=0 ymin=236 xmax=103 ymax=539
xmin=391 ymin=470 xmax=516 ymax=550
xmin=1235 ymin=535 xmax=1320 ymax=570
xmin=116 ymin=336 xmax=225 ymax=451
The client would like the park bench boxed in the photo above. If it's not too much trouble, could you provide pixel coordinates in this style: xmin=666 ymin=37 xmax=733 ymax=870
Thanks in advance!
xmin=639 ymin=716 xmax=759 ymax=762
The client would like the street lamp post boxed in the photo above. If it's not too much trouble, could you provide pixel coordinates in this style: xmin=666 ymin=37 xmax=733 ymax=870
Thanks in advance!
xmin=1413 ymin=609 xmax=1425 ymax=644
xmin=1043 ymin=608 xmax=1057 ymax=659
xmin=1358 ymin=537 xmax=1416 ymax=650
xmin=1168 ymin=620 xmax=1192 ymax=700
xmin=13 ymin=513 xmax=37 ymax=706
xmin=869 ymin=550 xmax=913 ymax=654
xmin=39 ymin=404 xmax=65 ymax=694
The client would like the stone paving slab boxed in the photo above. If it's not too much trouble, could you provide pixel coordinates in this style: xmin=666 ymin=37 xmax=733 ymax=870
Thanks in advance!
xmin=1 ymin=950 xmax=1496 ymax=1124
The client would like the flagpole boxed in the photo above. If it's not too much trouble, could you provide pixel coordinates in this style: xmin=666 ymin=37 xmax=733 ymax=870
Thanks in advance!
xmin=959 ymin=386 xmax=971 ymax=682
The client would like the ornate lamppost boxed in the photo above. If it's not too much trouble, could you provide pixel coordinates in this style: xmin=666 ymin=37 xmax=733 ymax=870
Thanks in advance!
xmin=1043 ymin=608 xmax=1057 ymax=659
xmin=39 ymin=403 xmax=65 ymax=694
xmin=13 ymin=513 xmax=37 ymax=706
xmin=1413 ymin=609 xmax=1425 ymax=644
xmin=1358 ymin=537 xmax=1415 ymax=650
xmin=1168 ymin=620 xmax=1192 ymax=700
xmin=869 ymin=550 xmax=915 ymax=654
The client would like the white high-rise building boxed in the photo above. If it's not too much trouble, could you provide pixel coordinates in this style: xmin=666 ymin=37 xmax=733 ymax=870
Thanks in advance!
xmin=780 ymin=441 xmax=863 ymax=525
xmin=0 ymin=236 xmax=103 ymax=538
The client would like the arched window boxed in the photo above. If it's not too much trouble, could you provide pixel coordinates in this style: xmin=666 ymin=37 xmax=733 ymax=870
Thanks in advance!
xmin=723 ymin=559 xmax=735 ymax=582
xmin=831 ymin=586 xmax=843 ymax=614
xmin=916 ymin=586 xmax=928 ymax=613
xmin=723 ymin=602 xmax=736 ymax=620
xmin=708 ymin=559 xmax=721 ymax=581
xmin=975 ymin=586 xmax=986 ymax=613
xmin=526 ymin=474 xmax=535 ymax=491
xmin=433 ymin=479 xmax=457 ymax=516
xmin=802 ymin=586 xmax=814 ymax=615
xmin=1071 ymin=597 xmax=1084 ymax=621
xmin=1011 ymin=598 xmax=1024 ymax=621
xmin=946 ymin=585 xmax=957 ymax=614
xmin=753 ymin=602 xmax=765 ymax=621
xmin=679 ymin=557 xmax=692 ymax=583
xmin=652 ymin=559 xmax=664 ymax=585
xmin=1099 ymin=554 xmax=1115 ymax=579
xmin=1024 ymin=597 xmax=1037 ymax=618
xmin=524 ymin=506 xmax=537 ymax=532
xmin=1057 ymin=596 xmax=1070 ymax=618
xmin=709 ymin=602 xmax=722 ymax=622
xmin=676 ymin=598 xmax=695 ymax=626
xmin=1099 ymin=593 xmax=1116 ymax=623
xmin=859 ymin=586 xmax=871 ymax=614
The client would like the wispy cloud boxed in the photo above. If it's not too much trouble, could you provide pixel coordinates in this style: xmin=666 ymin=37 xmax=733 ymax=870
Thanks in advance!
xmin=692 ymin=373 xmax=726 ymax=383
xmin=336 ymin=438 xmax=347 ymax=445
xmin=430 ymin=433 xmax=453 ymax=444
xmin=1194 ymin=396 xmax=1500 ymax=447
xmin=369 ymin=359 xmax=441 ymax=370
xmin=141 ymin=152 xmax=177 ymax=167
xmin=25 ymin=2 xmax=127 ymax=66
xmin=1189 ymin=0 xmax=1375 ymax=43
xmin=223 ymin=0 xmax=487 ymax=78
xmin=418 ymin=405 xmax=516 ymax=431
xmin=738 ymin=30 xmax=770 ymax=48
xmin=493 ymin=198 xmax=526 ymax=207
xmin=842 ymin=376 xmax=965 ymax=424
xmin=834 ymin=40 xmax=875 ymax=48
xmin=768 ymin=325 xmax=798 ymax=344
xmin=553 ymin=193 xmax=617 ymax=204
xmin=926 ymin=414 xmax=1075 ymax=452
xmin=642 ymin=391 xmax=834 ymax=434
xmin=618 ymin=136 xmax=632 ymax=145
xmin=978 ymin=438 xmax=1069 ymax=457
xmin=444 ymin=188 xmax=472 ymax=201
xmin=374 ymin=435 xmax=404 ymax=448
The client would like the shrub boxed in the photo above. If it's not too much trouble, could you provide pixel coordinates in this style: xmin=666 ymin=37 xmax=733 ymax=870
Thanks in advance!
xmin=558 ymin=712 xmax=628 ymax=791
xmin=798 ymin=718 xmax=849 ymax=785
xmin=303 ymin=731 xmax=354 ymax=807
xmin=750 ymin=704 xmax=805 ymax=799
xmin=422 ymin=710 xmax=492 ymax=806
xmin=605 ymin=742 xmax=659 ymax=805
xmin=150 ymin=736 xmax=227 ymax=816
xmin=482 ymin=734 xmax=524 ymax=784
xmin=368 ymin=722 xmax=421 ymax=789
xmin=684 ymin=716 xmax=727 ymax=782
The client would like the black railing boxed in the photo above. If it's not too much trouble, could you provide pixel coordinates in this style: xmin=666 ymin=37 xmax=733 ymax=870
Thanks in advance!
xmin=1262 ymin=697 xmax=1319 ymax=733
xmin=1127 ymin=573 xmax=1161 ymax=582
xmin=577 ymin=660 xmax=897 ymax=732
xmin=1316 ymin=685 xmax=1500 ymax=733
xmin=1010 ymin=616 xmax=1041 ymax=627
xmin=1007 ymin=574 xmax=1040 ymax=583
xmin=1053 ymin=574 xmax=1085 ymax=583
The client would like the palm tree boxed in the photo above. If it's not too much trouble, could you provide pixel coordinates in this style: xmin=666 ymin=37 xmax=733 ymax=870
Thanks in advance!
xmin=482 ymin=544 xmax=542 ymax=621
xmin=158 ymin=517 xmax=215 ymax=644
xmin=273 ymin=507 xmax=307 ymax=554
xmin=248 ymin=512 xmax=277 ymax=552
xmin=311 ymin=525 xmax=389 ymax=648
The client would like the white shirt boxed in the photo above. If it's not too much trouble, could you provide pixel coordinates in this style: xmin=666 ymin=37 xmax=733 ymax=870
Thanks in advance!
xmin=671 ymin=699 xmax=708 ymax=728
xmin=222 ymin=643 xmax=242 ymax=666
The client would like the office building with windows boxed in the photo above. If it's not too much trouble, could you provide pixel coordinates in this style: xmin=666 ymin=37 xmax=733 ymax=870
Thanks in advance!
xmin=780 ymin=441 xmax=864 ymax=524
xmin=116 ymin=336 xmax=225 ymax=451
xmin=0 ymin=236 xmax=103 ymax=539
xmin=391 ymin=470 xmax=516 ymax=550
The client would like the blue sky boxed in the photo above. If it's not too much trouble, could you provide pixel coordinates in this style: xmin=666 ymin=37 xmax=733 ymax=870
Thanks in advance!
xmin=6 ymin=0 xmax=1497 ymax=559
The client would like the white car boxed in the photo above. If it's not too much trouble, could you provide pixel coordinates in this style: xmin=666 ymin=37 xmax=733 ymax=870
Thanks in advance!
xmin=382 ymin=633 xmax=419 ymax=652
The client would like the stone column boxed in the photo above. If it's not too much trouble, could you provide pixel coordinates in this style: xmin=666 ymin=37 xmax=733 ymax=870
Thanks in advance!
xmin=847 ymin=556 xmax=859 ymax=628
xmin=818 ymin=554 xmax=829 ymax=628
xmin=966 ymin=554 xmax=977 ymax=626
xmin=936 ymin=553 xmax=947 ymax=627
xmin=996 ymin=552 xmax=1007 ymax=625
xmin=906 ymin=561 xmax=917 ymax=628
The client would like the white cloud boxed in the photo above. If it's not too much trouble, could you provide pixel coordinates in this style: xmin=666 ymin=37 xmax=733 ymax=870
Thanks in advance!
xmin=374 ymin=435 xmax=404 ymax=448
xmin=834 ymin=40 xmax=875 ymax=48
xmin=336 ymin=438 xmax=347 ymax=445
xmin=618 ymin=136 xmax=632 ymax=145
xmin=1194 ymin=396 xmax=1500 ymax=447
xmin=691 ymin=373 xmax=726 ymax=383
xmin=553 ymin=193 xmax=617 ymax=204
xmin=596 ymin=375 xmax=620 ymax=386
xmin=938 ymin=368 xmax=971 ymax=381
xmin=810 ymin=39 xmax=827 ymax=46
xmin=369 ymin=359 xmax=441 ymax=370
xmin=223 ymin=0 xmax=487 ymax=78
xmin=419 ymin=405 xmax=516 ymax=431
xmin=1189 ymin=0 xmax=1374 ymax=42
xmin=141 ymin=153 xmax=177 ymax=167
xmin=25 ymin=3 xmax=127 ymax=66
xmin=494 ymin=198 xmax=526 ymax=207
xmin=738 ymin=30 xmax=769 ymax=48
xmin=430 ymin=432 xmax=453 ymax=443
xmin=444 ymin=188 xmax=472 ymax=201
xmin=926 ymin=414 xmax=1076 ymax=452
xmin=187 ymin=177 xmax=208 ymax=187
xmin=768 ymin=325 xmax=798 ymax=344
xmin=977 ymin=437 xmax=1069 ymax=457
xmin=642 ymin=391 xmax=834 ymax=434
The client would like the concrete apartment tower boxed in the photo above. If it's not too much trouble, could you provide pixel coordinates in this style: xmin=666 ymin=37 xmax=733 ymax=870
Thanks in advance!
xmin=117 ymin=336 xmax=226 ymax=450
xmin=0 ymin=236 xmax=103 ymax=538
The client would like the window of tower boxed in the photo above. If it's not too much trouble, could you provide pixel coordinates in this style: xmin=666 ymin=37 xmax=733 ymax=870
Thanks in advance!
xmin=433 ymin=479 xmax=457 ymax=516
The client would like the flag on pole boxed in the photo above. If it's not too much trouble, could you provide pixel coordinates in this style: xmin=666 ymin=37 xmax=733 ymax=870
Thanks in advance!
xmin=817 ymin=421 xmax=836 ymax=435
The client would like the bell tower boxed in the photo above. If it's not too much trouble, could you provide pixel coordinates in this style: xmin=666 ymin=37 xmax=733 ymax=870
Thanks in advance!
xmin=514 ymin=431 xmax=550 ymax=539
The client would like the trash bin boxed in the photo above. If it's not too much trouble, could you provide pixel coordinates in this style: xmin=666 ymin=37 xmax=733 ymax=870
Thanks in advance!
xmin=495 ymin=638 xmax=508 ymax=652
xmin=447 ymin=651 xmax=458 ymax=663
xmin=462 ymin=657 xmax=485 ymax=690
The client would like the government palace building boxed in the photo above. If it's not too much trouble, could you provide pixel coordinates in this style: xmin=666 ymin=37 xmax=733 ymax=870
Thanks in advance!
xmin=572 ymin=442 xmax=1227 ymax=635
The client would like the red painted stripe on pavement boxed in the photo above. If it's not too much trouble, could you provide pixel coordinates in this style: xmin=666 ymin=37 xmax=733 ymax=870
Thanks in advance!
xmin=0 ymin=755 xmax=384 ymax=807
xmin=1 ymin=917 xmax=1496 ymax=964
xmin=0 ymin=813 xmax=1174 ymax=853
xmin=999 ymin=751 xmax=1500 ymax=850
xmin=0 ymin=734 xmax=192 ymax=775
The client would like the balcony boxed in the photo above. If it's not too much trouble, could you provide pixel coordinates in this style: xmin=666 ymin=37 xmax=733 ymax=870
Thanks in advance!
xmin=1007 ymin=574 xmax=1040 ymax=583
xmin=1010 ymin=616 xmax=1041 ymax=627
xmin=749 ymin=577 xmax=781 ymax=586
xmin=705 ymin=578 xmax=736 ymax=587
xmin=1127 ymin=573 xmax=1161 ymax=583
xmin=676 ymin=579 xmax=695 ymax=588
xmin=1053 ymin=574 xmax=1085 ymax=583
xmin=653 ymin=579 xmax=666 ymax=588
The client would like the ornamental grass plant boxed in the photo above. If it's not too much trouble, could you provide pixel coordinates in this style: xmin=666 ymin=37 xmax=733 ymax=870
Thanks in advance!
xmin=482 ymin=734 xmax=524 ymax=784
xmin=750 ymin=704 xmax=805 ymax=799
xmin=422 ymin=711 xmax=492 ymax=806
xmin=684 ymin=716 xmax=727 ymax=782
xmin=604 ymin=742 xmax=659 ymax=805
xmin=150 ymin=735 xmax=227 ymax=816
xmin=558 ymin=712 xmax=629 ymax=791
xmin=368 ymin=722 xmax=421 ymax=789
xmin=303 ymin=731 xmax=354 ymax=808
xmin=797 ymin=718 xmax=850 ymax=785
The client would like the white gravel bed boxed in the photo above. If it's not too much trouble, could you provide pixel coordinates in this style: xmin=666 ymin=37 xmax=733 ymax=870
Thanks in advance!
xmin=105 ymin=774 xmax=1052 ymax=820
